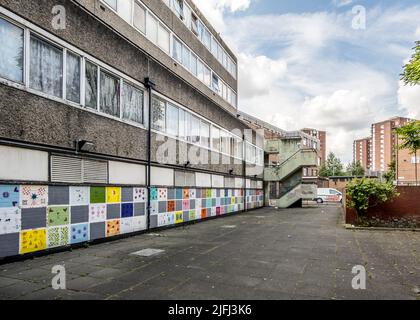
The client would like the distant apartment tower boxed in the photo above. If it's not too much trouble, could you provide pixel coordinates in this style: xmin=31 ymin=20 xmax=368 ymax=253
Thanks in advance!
xmin=370 ymin=117 xmax=420 ymax=182
xmin=301 ymin=128 xmax=327 ymax=166
xmin=353 ymin=137 xmax=372 ymax=171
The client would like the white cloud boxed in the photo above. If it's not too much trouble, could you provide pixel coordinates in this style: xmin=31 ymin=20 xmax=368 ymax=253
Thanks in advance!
xmin=398 ymin=81 xmax=420 ymax=120
xmin=194 ymin=2 xmax=420 ymax=164
xmin=332 ymin=0 xmax=353 ymax=8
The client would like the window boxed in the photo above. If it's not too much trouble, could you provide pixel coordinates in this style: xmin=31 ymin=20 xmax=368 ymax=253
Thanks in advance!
xmin=158 ymin=24 xmax=170 ymax=53
xmin=211 ymin=37 xmax=217 ymax=57
xmin=117 ymin=0 xmax=133 ymax=23
xmin=0 ymin=18 xmax=24 ymax=83
xmin=217 ymin=44 xmax=223 ymax=64
xmin=173 ymin=0 xmax=184 ymax=20
xmin=221 ymin=131 xmax=230 ymax=155
xmin=66 ymin=52 xmax=80 ymax=103
xmin=151 ymin=97 xmax=166 ymax=131
xmin=85 ymin=61 xmax=98 ymax=109
xmin=122 ymin=82 xmax=143 ymax=124
xmin=190 ymin=54 xmax=197 ymax=76
xmin=100 ymin=71 xmax=120 ymax=117
xmin=212 ymin=74 xmax=220 ymax=93
xmin=103 ymin=0 xmax=117 ymax=10
xmin=202 ymin=28 xmax=211 ymax=50
xmin=133 ymin=1 xmax=146 ymax=33
xmin=166 ymin=103 xmax=179 ymax=136
xmin=173 ymin=37 xmax=182 ymax=63
xmin=179 ymin=109 xmax=187 ymax=140
xmin=190 ymin=115 xmax=200 ymax=144
xmin=203 ymin=65 xmax=211 ymax=87
xmin=30 ymin=35 xmax=63 ymax=98
xmin=197 ymin=60 xmax=204 ymax=82
xmin=200 ymin=121 xmax=210 ymax=148
xmin=182 ymin=45 xmax=190 ymax=68
xmin=212 ymin=127 xmax=221 ymax=151
xmin=191 ymin=13 xmax=199 ymax=36
xmin=146 ymin=13 xmax=158 ymax=44
xmin=233 ymin=138 xmax=243 ymax=159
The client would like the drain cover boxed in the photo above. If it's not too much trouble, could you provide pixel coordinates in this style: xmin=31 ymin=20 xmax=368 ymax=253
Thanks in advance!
xmin=221 ymin=225 xmax=237 ymax=229
xmin=131 ymin=249 xmax=165 ymax=257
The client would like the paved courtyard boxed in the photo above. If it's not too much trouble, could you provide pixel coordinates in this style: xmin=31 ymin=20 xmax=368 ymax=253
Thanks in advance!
xmin=0 ymin=206 xmax=419 ymax=300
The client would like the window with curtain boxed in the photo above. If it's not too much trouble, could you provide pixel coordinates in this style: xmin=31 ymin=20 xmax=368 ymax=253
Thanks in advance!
xmin=212 ymin=74 xmax=220 ymax=93
xmin=200 ymin=121 xmax=210 ymax=148
xmin=133 ymin=1 xmax=146 ymax=33
xmin=212 ymin=127 xmax=221 ymax=152
xmin=166 ymin=103 xmax=179 ymax=137
xmin=191 ymin=14 xmax=199 ymax=36
xmin=100 ymin=71 xmax=120 ymax=117
xmin=85 ymin=61 xmax=98 ymax=110
xmin=178 ymin=109 xmax=187 ymax=140
xmin=221 ymin=131 xmax=231 ymax=155
xmin=0 ymin=18 xmax=24 ymax=83
xmin=173 ymin=0 xmax=184 ymax=20
xmin=66 ymin=52 xmax=80 ymax=103
xmin=196 ymin=60 xmax=204 ymax=82
xmin=151 ymin=97 xmax=166 ymax=132
xmin=30 ymin=35 xmax=63 ymax=98
xmin=122 ymin=82 xmax=143 ymax=124
xmin=203 ymin=66 xmax=211 ymax=87
xmin=190 ymin=115 xmax=200 ymax=144
xmin=172 ymin=38 xmax=182 ymax=63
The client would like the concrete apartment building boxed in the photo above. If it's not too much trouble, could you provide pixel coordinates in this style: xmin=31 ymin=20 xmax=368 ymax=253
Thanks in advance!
xmin=371 ymin=117 xmax=419 ymax=182
xmin=301 ymin=128 xmax=327 ymax=166
xmin=353 ymin=137 xmax=372 ymax=171
xmin=0 ymin=0 xmax=264 ymax=259
xmin=237 ymin=112 xmax=320 ymax=208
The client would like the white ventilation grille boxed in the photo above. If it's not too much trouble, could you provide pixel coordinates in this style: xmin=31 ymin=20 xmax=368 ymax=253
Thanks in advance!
xmin=51 ymin=155 xmax=108 ymax=184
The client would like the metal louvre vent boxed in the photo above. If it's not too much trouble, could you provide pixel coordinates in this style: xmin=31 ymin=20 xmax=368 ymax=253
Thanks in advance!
xmin=83 ymin=159 xmax=108 ymax=184
xmin=51 ymin=155 xmax=83 ymax=183
xmin=51 ymin=155 xmax=108 ymax=184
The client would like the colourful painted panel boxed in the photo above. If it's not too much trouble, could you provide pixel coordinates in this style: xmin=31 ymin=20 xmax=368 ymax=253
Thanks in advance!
xmin=20 ymin=228 xmax=47 ymax=254
xmin=158 ymin=188 xmax=167 ymax=201
xmin=47 ymin=206 xmax=70 ymax=227
xmin=70 ymin=187 xmax=90 ymax=206
xmin=167 ymin=200 xmax=175 ymax=212
xmin=70 ymin=223 xmax=89 ymax=244
xmin=0 ymin=185 xmax=20 ymax=208
xmin=90 ymin=187 xmax=106 ymax=204
xmin=47 ymin=226 xmax=69 ymax=248
xmin=106 ymin=187 xmax=121 ymax=203
xmin=175 ymin=211 xmax=183 ymax=224
xmin=150 ymin=188 xmax=158 ymax=201
xmin=132 ymin=216 xmax=147 ymax=232
xmin=106 ymin=219 xmax=120 ymax=237
xmin=120 ymin=217 xmax=133 ymax=234
xmin=0 ymin=207 xmax=21 ymax=235
xmin=133 ymin=188 xmax=147 ymax=203
xmin=20 ymin=186 xmax=48 ymax=208
xmin=89 ymin=204 xmax=107 ymax=223
xmin=182 ymin=200 xmax=189 ymax=211
xmin=183 ymin=189 xmax=189 ymax=199
xmin=121 ymin=203 xmax=134 ymax=218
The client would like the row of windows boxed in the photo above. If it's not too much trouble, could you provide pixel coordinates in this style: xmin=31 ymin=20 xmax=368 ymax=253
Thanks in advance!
xmin=0 ymin=16 xmax=145 ymax=126
xmin=0 ymin=13 xmax=261 ymax=165
xmin=162 ymin=0 xmax=237 ymax=79
xmin=151 ymin=94 xmax=263 ymax=165
xmin=101 ymin=0 xmax=237 ymax=108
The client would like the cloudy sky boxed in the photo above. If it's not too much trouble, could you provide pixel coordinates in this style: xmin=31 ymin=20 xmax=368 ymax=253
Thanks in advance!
xmin=193 ymin=0 xmax=420 ymax=164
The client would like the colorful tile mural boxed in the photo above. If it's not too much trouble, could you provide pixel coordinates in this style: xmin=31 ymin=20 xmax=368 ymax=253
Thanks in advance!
xmin=0 ymin=184 xmax=263 ymax=258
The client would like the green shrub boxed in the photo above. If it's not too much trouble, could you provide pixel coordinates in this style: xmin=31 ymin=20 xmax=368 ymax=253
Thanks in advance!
xmin=346 ymin=179 xmax=399 ymax=217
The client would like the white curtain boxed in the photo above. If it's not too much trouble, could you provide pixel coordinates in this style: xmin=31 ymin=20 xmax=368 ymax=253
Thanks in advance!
xmin=85 ymin=61 xmax=98 ymax=109
xmin=100 ymin=71 xmax=119 ymax=117
xmin=122 ymin=83 xmax=143 ymax=124
xmin=30 ymin=36 xmax=63 ymax=98
xmin=0 ymin=18 xmax=24 ymax=83
xmin=66 ymin=52 xmax=80 ymax=103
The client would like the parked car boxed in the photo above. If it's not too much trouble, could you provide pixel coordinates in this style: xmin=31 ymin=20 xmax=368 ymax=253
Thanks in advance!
xmin=315 ymin=188 xmax=343 ymax=204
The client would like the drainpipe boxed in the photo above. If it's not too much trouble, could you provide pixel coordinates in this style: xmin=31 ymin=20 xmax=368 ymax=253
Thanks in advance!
xmin=243 ymin=133 xmax=247 ymax=212
xmin=145 ymin=77 xmax=156 ymax=231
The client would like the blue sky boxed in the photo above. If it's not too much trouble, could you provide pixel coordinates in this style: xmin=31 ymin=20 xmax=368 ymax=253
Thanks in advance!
xmin=194 ymin=0 xmax=420 ymax=163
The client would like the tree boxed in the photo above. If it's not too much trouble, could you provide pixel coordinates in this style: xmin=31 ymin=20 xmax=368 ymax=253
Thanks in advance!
xmin=319 ymin=152 xmax=345 ymax=177
xmin=402 ymin=41 xmax=420 ymax=85
xmin=383 ymin=160 xmax=396 ymax=184
xmin=395 ymin=120 xmax=420 ymax=185
xmin=346 ymin=161 xmax=365 ymax=177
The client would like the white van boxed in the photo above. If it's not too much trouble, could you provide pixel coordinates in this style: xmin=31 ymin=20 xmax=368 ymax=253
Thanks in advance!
xmin=315 ymin=188 xmax=343 ymax=204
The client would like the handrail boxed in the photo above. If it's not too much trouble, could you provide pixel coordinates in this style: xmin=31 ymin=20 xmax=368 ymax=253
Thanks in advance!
xmin=266 ymin=148 xmax=317 ymax=169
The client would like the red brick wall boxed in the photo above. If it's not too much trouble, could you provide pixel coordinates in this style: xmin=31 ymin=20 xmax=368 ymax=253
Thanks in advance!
xmin=345 ymin=186 xmax=420 ymax=225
